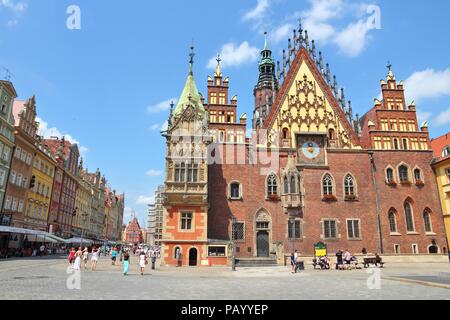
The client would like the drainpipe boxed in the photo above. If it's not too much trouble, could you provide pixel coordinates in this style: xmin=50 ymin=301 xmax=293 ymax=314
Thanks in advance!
xmin=369 ymin=152 xmax=383 ymax=254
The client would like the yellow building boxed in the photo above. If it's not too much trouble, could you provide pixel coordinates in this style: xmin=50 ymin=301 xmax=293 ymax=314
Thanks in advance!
xmin=433 ymin=156 xmax=450 ymax=248
xmin=73 ymin=162 xmax=92 ymax=239
xmin=24 ymin=142 xmax=56 ymax=232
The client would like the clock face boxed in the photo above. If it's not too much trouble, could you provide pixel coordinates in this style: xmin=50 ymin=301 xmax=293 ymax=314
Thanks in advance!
xmin=302 ymin=141 xmax=320 ymax=159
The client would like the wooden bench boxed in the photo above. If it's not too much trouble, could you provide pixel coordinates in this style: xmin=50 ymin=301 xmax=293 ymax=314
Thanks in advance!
xmin=363 ymin=257 xmax=385 ymax=268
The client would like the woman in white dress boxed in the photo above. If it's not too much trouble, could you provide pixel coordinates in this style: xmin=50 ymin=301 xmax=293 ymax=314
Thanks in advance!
xmin=91 ymin=247 xmax=99 ymax=271
xmin=73 ymin=247 xmax=83 ymax=270
xmin=139 ymin=251 xmax=147 ymax=276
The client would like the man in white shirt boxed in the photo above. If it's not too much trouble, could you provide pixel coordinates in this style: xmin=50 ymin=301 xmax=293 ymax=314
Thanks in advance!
xmin=39 ymin=244 xmax=46 ymax=257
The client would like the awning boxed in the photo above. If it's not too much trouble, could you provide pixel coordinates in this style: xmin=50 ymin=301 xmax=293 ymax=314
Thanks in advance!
xmin=65 ymin=237 xmax=93 ymax=245
xmin=26 ymin=234 xmax=58 ymax=243
xmin=0 ymin=226 xmax=68 ymax=243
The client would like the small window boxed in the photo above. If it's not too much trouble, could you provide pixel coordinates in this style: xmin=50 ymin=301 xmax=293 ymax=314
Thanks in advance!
xmin=230 ymin=182 xmax=241 ymax=199
xmin=323 ymin=220 xmax=337 ymax=239
xmin=328 ymin=128 xmax=336 ymax=141
xmin=394 ymin=244 xmax=401 ymax=254
xmin=282 ymin=128 xmax=289 ymax=140
xmin=447 ymin=168 xmax=450 ymax=183
xmin=386 ymin=168 xmax=394 ymax=182
xmin=267 ymin=174 xmax=278 ymax=196
xmin=180 ymin=212 xmax=193 ymax=230
xmin=322 ymin=174 xmax=334 ymax=196
xmin=344 ymin=175 xmax=355 ymax=196
xmin=256 ymin=222 xmax=270 ymax=229
xmin=442 ymin=146 xmax=450 ymax=157
xmin=412 ymin=244 xmax=419 ymax=254
xmin=399 ymin=165 xmax=409 ymax=182
xmin=347 ymin=220 xmax=361 ymax=239
xmin=232 ymin=222 xmax=244 ymax=241
xmin=414 ymin=169 xmax=422 ymax=182
xmin=288 ymin=220 xmax=302 ymax=239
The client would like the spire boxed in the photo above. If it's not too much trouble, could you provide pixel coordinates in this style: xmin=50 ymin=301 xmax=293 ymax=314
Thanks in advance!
xmin=172 ymin=45 xmax=206 ymax=120
xmin=214 ymin=53 xmax=222 ymax=77
xmin=333 ymin=75 xmax=338 ymax=96
xmin=318 ymin=51 xmax=324 ymax=73
xmin=264 ymin=31 xmax=268 ymax=50
xmin=326 ymin=63 xmax=331 ymax=83
xmin=386 ymin=61 xmax=395 ymax=81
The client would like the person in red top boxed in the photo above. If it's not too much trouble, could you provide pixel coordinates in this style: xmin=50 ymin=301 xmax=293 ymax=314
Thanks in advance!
xmin=68 ymin=248 xmax=76 ymax=266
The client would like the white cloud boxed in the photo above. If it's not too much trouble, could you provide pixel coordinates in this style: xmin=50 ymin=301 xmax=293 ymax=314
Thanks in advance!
xmin=146 ymin=169 xmax=163 ymax=177
xmin=434 ymin=108 xmax=450 ymax=126
xmin=36 ymin=117 xmax=89 ymax=156
xmin=404 ymin=68 xmax=450 ymax=102
xmin=271 ymin=23 xmax=294 ymax=44
xmin=150 ymin=124 xmax=160 ymax=131
xmin=207 ymin=42 xmax=259 ymax=69
xmin=243 ymin=0 xmax=270 ymax=22
xmin=1 ymin=0 xmax=27 ymax=12
xmin=161 ymin=121 xmax=168 ymax=131
xmin=333 ymin=19 xmax=371 ymax=57
xmin=136 ymin=195 xmax=155 ymax=205
xmin=147 ymin=98 xmax=177 ymax=113
xmin=416 ymin=109 xmax=432 ymax=126
xmin=7 ymin=19 xmax=18 ymax=27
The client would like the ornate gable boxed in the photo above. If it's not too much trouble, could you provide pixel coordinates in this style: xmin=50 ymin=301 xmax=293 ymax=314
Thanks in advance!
xmin=264 ymin=47 xmax=361 ymax=150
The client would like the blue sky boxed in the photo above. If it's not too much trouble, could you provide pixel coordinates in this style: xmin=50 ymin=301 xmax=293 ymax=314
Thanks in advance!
xmin=1 ymin=0 xmax=450 ymax=227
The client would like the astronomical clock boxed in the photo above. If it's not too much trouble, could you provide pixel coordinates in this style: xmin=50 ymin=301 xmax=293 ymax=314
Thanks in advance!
xmin=296 ymin=134 xmax=327 ymax=166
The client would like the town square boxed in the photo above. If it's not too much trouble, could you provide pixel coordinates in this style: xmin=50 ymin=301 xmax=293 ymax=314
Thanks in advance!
xmin=0 ymin=0 xmax=450 ymax=302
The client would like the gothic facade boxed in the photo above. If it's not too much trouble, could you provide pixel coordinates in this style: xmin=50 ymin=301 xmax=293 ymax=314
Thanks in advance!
xmin=161 ymin=26 xmax=448 ymax=266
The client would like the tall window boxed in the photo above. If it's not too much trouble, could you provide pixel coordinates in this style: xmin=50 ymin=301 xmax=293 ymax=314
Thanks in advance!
xmin=175 ymin=163 xmax=181 ymax=182
xmin=402 ymin=139 xmax=408 ymax=150
xmin=404 ymin=202 xmax=415 ymax=232
xmin=187 ymin=164 xmax=198 ymax=183
xmin=323 ymin=220 xmax=337 ymax=239
xmin=283 ymin=176 xmax=289 ymax=194
xmin=389 ymin=210 xmax=397 ymax=233
xmin=290 ymin=176 xmax=296 ymax=194
xmin=344 ymin=175 xmax=355 ymax=196
xmin=386 ymin=168 xmax=394 ymax=182
xmin=393 ymin=139 xmax=399 ymax=150
xmin=267 ymin=174 xmax=278 ymax=196
xmin=322 ymin=174 xmax=334 ymax=196
xmin=399 ymin=165 xmax=409 ymax=182
xmin=347 ymin=220 xmax=361 ymax=239
xmin=232 ymin=222 xmax=244 ymax=241
xmin=423 ymin=210 xmax=432 ymax=233
xmin=180 ymin=212 xmax=193 ymax=230
xmin=230 ymin=182 xmax=240 ymax=199
xmin=180 ymin=163 xmax=186 ymax=182
xmin=288 ymin=220 xmax=302 ymax=239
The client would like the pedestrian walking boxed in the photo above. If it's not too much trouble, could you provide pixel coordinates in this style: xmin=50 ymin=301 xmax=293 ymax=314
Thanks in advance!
xmin=336 ymin=250 xmax=344 ymax=270
xmin=150 ymin=248 xmax=157 ymax=270
xmin=68 ymin=248 xmax=76 ymax=266
xmin=91 ymin=247 xmax=99 ymax=271
xmin=290 ymin=252 xmax=296 ymax=274
xmin=73 ymin=247 xmax=83 ymax=270
xmin=111 ymin=247 xmax=118 ymax=265
xmin=343 ymin=249 xmax=352 ymax=269
xmin=123 ymin=251 xmax=130 ymax=275
xmin=139 ymin=250 xmax=148 ymax=276
xmin=82 ymin=247 xmax=89 ymax=270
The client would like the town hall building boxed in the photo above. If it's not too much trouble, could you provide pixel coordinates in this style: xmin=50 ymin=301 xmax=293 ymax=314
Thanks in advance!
xmin=161 ymin=24 xmax=448 ymax=267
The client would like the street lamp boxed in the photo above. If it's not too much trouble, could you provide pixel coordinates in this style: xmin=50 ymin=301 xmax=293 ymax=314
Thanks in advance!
xmin=289 ymin=216 xmax=295 ymax=254
xmin=231 ymin=216 xmax=236 ymax=271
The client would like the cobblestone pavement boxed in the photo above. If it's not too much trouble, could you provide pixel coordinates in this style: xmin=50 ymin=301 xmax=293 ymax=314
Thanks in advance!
xmin=0 ymin=256 xmax=449 ymax=300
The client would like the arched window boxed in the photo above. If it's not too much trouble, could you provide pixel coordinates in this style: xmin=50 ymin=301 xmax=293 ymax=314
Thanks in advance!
xmin=389 ymin=210 xmax=397 ymax=233
xmin=282 ymin=128 xmax=289 ymax=140
xmin=399 ymin=165 xmax=409 ymax=182
xmin=322 ymin=174 xmax=334 ymax=196
xmin=344 ymin=175 xmax=355 ymax=196
xmin=283 ymin=176 xmax=289 ymax=194
xmin=423 ymin=210 xmax=433 ymax=233
xmin=404 ymin=202 xmax=415 ymax=232
xmin=414 ymin=169 xmax=422 ymax=182
xmin=328 ymin=128 xmax=335 ymax=141
xmin=267 ymin=174 xmax=278 ymax=196
xmin=230 ymin=182 xmax=241 ymax=199
xmin=290 ymin=176 xmax=296 ymax=194
xmin=386 ymin=168 xmax=394 ymax=182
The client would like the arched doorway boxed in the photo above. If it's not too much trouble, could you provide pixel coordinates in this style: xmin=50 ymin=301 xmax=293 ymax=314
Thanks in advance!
xmin=189 ymin=248 xmax=198 ymax=266
xmin=255 ymin=209 xmax=271 ymax=258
